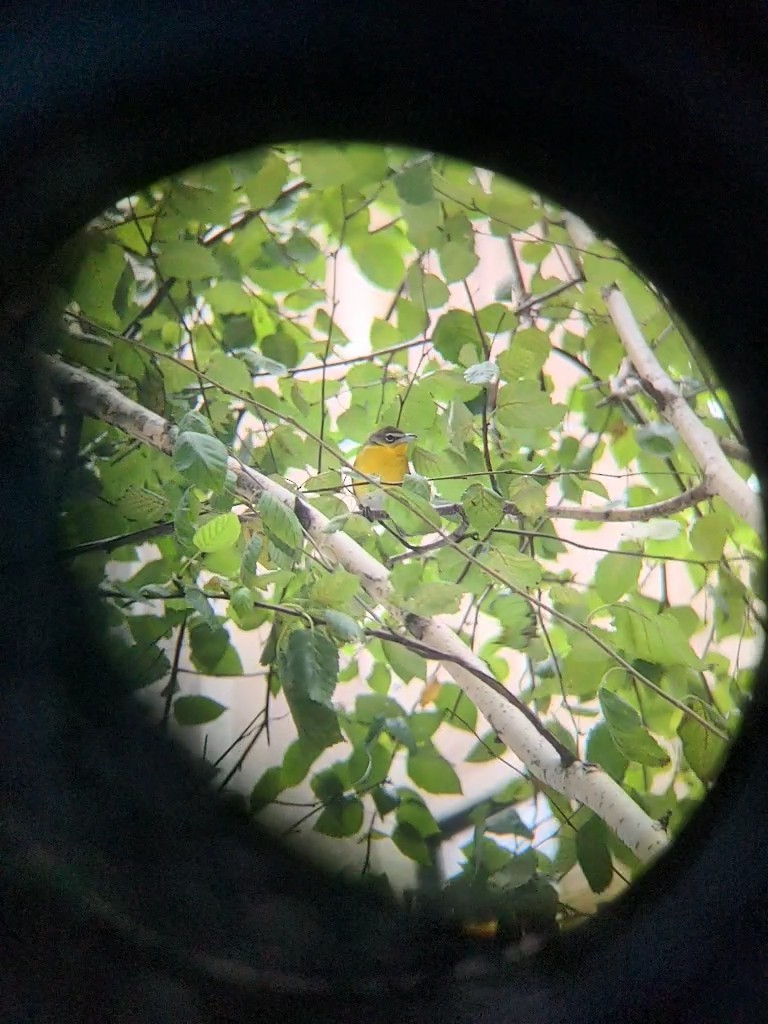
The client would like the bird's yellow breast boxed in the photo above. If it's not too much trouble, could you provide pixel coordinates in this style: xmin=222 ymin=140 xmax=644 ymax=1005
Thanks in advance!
xmin=353 ymin=441 xmax=410 ymax=491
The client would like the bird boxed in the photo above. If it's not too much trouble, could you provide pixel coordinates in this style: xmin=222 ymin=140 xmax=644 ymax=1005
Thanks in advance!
xmin=352 ymin=425 xmax=416 ymax=510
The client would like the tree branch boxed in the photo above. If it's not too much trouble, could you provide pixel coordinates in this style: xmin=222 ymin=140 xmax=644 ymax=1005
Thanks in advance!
xmin=604 ymin=286 xmax=762 ymax=536
xmin=562 ymin=211 xmax=759 ymax=534
xmin=46 ymin=354 xmax=668 ymax=863
xmin=434 ymin=482 xmax=712 ymax=524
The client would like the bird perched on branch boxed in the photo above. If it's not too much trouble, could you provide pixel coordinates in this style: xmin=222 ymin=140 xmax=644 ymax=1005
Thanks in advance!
xmin=352 ymin=425 xmax=416 ymax=512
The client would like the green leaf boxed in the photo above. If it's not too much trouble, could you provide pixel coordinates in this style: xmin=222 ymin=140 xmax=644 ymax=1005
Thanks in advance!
xmin=432 ymin=310 xmax=481 ymax=363
xmin=205 ymin=280 xmax=253 ymax=315
xmin=463 ymin=484 xmax=505 ymax=535
xmin=309 ymin=567 xmax=361 ymax=609
xmin=281 ymin=739 xmax=320 ymax=786
xmin=192 ymin=512 xmax=241 ymax=553
xmin=281 ymin=683 xmax=343 ymax=750
xmin=259 ymin=492 xmax=303 ymax=565
xmin=71 ymin=239 xmax=125 ymax=328
xmin=391 ymin=823 xmax=432 ymax=866
xmin=404 ymin=581 xmax=464 ymax=616
xmin=634 ymin=422 xmax=678 ymax=456
xmin=158 ymin=240 xmax=219 ymax=280
xmin=220 ymin=314 xmax=256 ymax=350
xmin=370 ymin=318 xmax=402 ymax=350
xmin=507 ymin=479 xmax=547 ymax=517
xmin=408 ymin=711 xmax=443 ymax=743
xmin=598 ymin=687 xmax=670 ymax=767
xmin=465 ymin=731 xmax=507 ymax=763
xmin=173 ymin=431 xmax=229 ymax=491
xmin=250 ymin=765 xmax=284 ymax=812
xmin=173 ymin=695 xmax=227 ymax=726
xmin=407 ymin=750 xmax=462 ymax=794
xmin=311 ymin=767 xmax=345 ymax=803
xmin=315 ymin=796 xmax=364 ymax=838
xmin=262 ymin=329 xmax=299 ymax=368
xmin=576 ymin=815 xmax=614 ymax=894
xmin=497 ymin=330 xmax=550 ymax=380
xmin=278 ymin=630 xmax=343 ymax=750
xmin=489 ymin=593 xmax=536 ymax=650
xmin=383 ymin=487 xmax=441 ymax=536
xmin=495 ymin=381 xmax=565 ymax=431
xmin=229 ymin=586 xmax=255 ymax=622
xmin=178 ymin=410 xmax=214 ymax=436
xmin=394 ymin=160 xmax=435 ymax=204
xmin=593 ymin=552 xmax=641 ymax=603
xmin=383 ymin=717 xmax=417 ymax=753
xmin=372 ymin=786 xmax=400 ymax=817
xmin=243 ymin=151 xmax=289 ymax=207
xmin=614 ymin=608 xmax=702 ymax=669
xmin=381 ymin=640 xmax=426 ymax=683
xmin=479 ymin=536 xmax=542 ymax=589
xmin=438 ymin=239 xmax=478 ymax=283
xmin=677 ymin=696 xmax=729 ymax=784
xmin=169 ymin=164 xmax=235 ymax=224
xmin=301 ymin=142 xmax=387 ymax=188
xmin=586 ymin=721 xmax=628 ymax=782
xmin=434 ymin=684 xmax=478 ymax=733
xmin=205 ymin=350 xmax=253 ymax=392
xmin=285 ymin=629 xmax=339 ymax=704
xmin=324 ymin=610 xmax=364 ymax=642
xmin=118 ymin=486 xmax=169 ymax=523
xmin=367 ymin=662 xmax=391 ymax=695
xmin=476 ymin=302 xmax=515 ymax=335
xmin=355 ymin=692 xmax=407 ymax=725
xmin=349 ymin=235 xmax=405 ymax=290
xmin=241 ymin=533 xmax=263 ymax=576
xmin=485 ymin=807 xmax=534 ymax=839
xmin=485 ymin=175 xmax=538 ymax=231
xmin=184 ymin=586 xmax=217 ymax=629
xmin=463 ymin=836 xmax=513 ymax=876
xmin=396 ymin=796 xmax=441 ymax=837
xmin=189 ymin=623 xmax=243 ymax=675
xmin=690 ymin=513 xmax=729 ymax=561
xmin=113 ymin=640 xmax=170 ymax=690
xmin=490 ymin=848 xmax=538 ymax=888
xmin=283 ymin=287 xmax=326 ymax=311
xmin=400 ymin=200 xmax=443 ymax=249
xmin=422 ymin=273 xmax=450 ymax=308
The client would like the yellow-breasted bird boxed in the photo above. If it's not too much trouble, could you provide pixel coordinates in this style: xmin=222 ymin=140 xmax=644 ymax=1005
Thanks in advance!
xmin=352 ymin=425 xmax=416 ymax=510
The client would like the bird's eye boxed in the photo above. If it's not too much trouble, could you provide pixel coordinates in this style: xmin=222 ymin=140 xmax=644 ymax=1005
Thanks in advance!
xmin=386 ymin=433 xmax=397 ymax=443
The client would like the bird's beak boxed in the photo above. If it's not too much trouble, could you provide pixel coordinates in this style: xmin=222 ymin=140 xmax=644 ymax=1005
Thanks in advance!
xmin=403 ymin=433 xmax=417 ymax=441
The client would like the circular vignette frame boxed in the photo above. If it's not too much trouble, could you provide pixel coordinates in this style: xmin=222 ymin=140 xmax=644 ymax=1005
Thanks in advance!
xmin=2 ymin=5 xmax=768 ymax=1024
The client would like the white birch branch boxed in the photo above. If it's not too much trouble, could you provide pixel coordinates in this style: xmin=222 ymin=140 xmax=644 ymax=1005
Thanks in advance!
xmin=604 ymin=287 xmax=762 ymax=536
xmin=46 ymin=354 xmax=668 ymax=862
xmin=563 ymin=212 xmax=760 ymax=537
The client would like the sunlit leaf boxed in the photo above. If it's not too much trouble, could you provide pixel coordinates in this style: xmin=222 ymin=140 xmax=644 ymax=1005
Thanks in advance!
xmin=193 ymin=512 xmax=241 ymax=553
xmin=463 ymin=483 xmax=505 ymax=535
xmin=614 ymin=607 xmax=702 ymax=669
xmin=407 ymin=749 xmax=462 ymax=794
